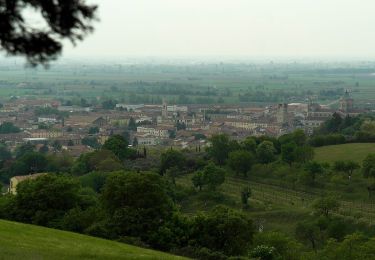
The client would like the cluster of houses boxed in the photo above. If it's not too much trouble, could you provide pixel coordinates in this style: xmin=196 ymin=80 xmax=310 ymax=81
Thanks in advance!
xmin=1 ymin=90 xmax=369 ymax=195
xmin=0 ymin=91 xmax=366 ymax=159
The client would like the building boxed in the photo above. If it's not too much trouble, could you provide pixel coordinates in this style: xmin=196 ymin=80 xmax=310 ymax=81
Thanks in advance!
xmin=136 ymin=126 xmax=170 ymax=138
xmin=9 ymin=173 xmax=46 ymax=195
xmin=276 ymin=103 xmax=288 ymax=124
xmin=339 ymin=90 xmax=354 ymax=113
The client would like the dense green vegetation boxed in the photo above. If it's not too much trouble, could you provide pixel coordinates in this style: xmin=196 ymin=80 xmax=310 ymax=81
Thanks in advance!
xmin=1 ymin=115 xmax=375 ymax=259
xmin=0 ymin=219 xmax=187 ymax=260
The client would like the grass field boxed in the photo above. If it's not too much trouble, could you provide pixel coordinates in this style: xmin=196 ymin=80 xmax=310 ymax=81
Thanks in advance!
xmin=0 ymin=219 xmax=188 ymax=260
xmin=314 ymin=143 xmax=375 ymax=163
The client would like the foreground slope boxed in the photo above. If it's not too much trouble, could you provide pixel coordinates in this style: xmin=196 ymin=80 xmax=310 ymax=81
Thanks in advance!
xmin=314 ymin=143 xmax=375 ymax=163
xmin=0 ymin=219 xmax=188 ymax=260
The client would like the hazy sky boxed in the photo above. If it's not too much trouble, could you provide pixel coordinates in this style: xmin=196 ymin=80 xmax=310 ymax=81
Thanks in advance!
xmin=63 ymin=0 xmax=375 ymax=59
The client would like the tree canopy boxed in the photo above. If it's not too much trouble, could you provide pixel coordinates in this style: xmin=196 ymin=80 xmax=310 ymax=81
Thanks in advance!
xmin=0 ymin=0 xmax=97 ymax=65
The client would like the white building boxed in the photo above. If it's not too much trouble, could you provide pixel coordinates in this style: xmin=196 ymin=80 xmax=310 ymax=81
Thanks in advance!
xmin=137 ymin=126 xmax=170 ymax=138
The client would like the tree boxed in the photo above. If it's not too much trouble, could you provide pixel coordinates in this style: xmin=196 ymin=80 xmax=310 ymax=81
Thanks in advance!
xmin=0 ymin=0 xmax=97 ymax=65
xmin=250 ymin=245 xmax=277 ymax=260
xmin=102 ymin=135 xmax=132 ymax=160
xmin=0 ymin=145 xmax=12 ymax=162
xmin=192 ymin=163 xmax=225 ymax=191
xmin=313 ymin=197 xmax=340 ymax=217
xmin=256 ymin=141 xmax=276 ymax=164
xmin=304 ymin=161 xmax=324 ymax=183
xmin=281 ymin=142 xmax=297 ymax=166
xmin=101 ymin=172 xmax=175 ymax=241
xmin=242 ymin=137 xmax=257 ymax=153
xmin=294 ymin=145 xmax=314 ymax=164
xmin=19 ymin=152 xmax=48 ymax=174
xmin=241 ymin=186 xmax=252 ymax=207
xmin=228 ymin=150 xmax=254 ymax=176
xmin=82 ymin=137 xmax=101 ymax=149
xmin=208 ymin=134 xmax=230 ymax=165
xmin=52 ymin=140 xmax=62 ymax=151
xmin=0 ymin=122 xmax=20 ymax=134
xmin=192 ymin=171 xmax=205 ymax=191
xmin=12 ymin=174 xmax=83 ymax=226
xmin=362 ymin=154 xmax=375 ymax=178
xmin=160 ymin=149 xmax=185 ymax=175
xmin=252 ymin=232 xmax=303 ymax=260
xmin=88 ymin=127 xmax=99 ymax=134
xmin=295 ymin=221 xmax=320 ymax=251
xmin=191 ymin=206 xmax=254 ymax=256
xmin=128 ymin=117 xmax=137 ymax=131
xmin=39 ymin=144 xmax=49 ymax=154
xmin=202 ymin=163 xmax=225 ymax=191
xmin=333 ymin=160 xmax=360 ymax=179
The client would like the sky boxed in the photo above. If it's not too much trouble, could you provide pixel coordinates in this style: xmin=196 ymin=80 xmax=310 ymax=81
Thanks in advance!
xmin=60 ymin=0 xmax=375 ymax=59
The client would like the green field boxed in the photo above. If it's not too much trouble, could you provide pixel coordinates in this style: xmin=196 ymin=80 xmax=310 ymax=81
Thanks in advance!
xmin=0 ymin=219 xmax=188 ymax=260
xmin=314 ymin=143 xmax=375 ymax=163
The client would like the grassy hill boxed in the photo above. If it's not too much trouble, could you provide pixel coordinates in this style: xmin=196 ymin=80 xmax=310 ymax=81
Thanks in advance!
xmin=0 ymin=219 xmax=188 ymax=260
xmin=314 ymin=143 xmax=375 ymax=163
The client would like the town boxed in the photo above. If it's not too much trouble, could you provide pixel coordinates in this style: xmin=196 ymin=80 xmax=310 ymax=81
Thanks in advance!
xmin=0 ymin=89 xmax=367 ymax=157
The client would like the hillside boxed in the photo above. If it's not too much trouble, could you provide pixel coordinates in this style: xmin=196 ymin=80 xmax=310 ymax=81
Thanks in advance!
xmin=314 ymin=143 xmax=375 ymax=163
xmin=0 ymin=219 xmax=188 ymax=260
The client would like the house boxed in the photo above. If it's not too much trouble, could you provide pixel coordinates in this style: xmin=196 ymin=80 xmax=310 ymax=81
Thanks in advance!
xmin=136 ymin=126 xmax=170 ymax=138
xmin=9 ymin=173 xmax=47 ymax=195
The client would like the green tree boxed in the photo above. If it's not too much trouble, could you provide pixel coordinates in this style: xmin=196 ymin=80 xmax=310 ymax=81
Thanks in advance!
xmin=15 ymin=143 xmax=35 ymax=159
xmin=0 ymin=144 xmax=12 ymax=162
xmin=242 ymin=137 xmax=257 ymax=153
xmin=39 ymin=144 xmax=49 ymax=154
xmin=281 ymin=142 xmax=297 ymax=166
xmin=192 ymin=170 xmax=205 ymax=191
xmin=191 ymin=206 xmax=254 ymax=256
xmin=128 ymin=117 xmax=137 ymax=131
xmin=241 ymin=186 xmax=252 ymax=207
xmin=313 ymin=197 xmax=340 ymax=217
xmin=252 ymin=232 xmax=303 ymax=260
xmin=304 ymin=161 xmax=324 ymax=183
xmin=192 ymin=163 xmax=225 ymax=191
xmin=250 ymin=245 xmax=276 ymax=260
xmin=0 ymin=0 xmax=96 ymax=65
xmin=362 ymin=154 xmax=375 ymax=178
xmin=295 ymin=221 xmax=320 ymax=251
xmin=101 ymin=172 xmax=175 ymax=242
xmin=19 ymin=152 xmax=48 ymax=174
xmin=256 ymin=141 xmax=276 ymax=164
xmin=228 ymin=150 xmax=254 ymax=177
xmin=102 ymin=135 xmax=133 ymax=160
xmin=12 ymin=174 xmax=84 ymax=226
xmin=160 ymin=149 xmax=186 ymax=175
xmin=0 ymin=122 xmax=20 ymax=134
xmin=88 ymin=126 xmax=99 ymax=134
xmin=208 ymin=134 xmax=230 ymax=165
xmin=334 ymin=160 xmax=360 ymax=179
xmin=295 ymin=145 xmax=314 ymax=164
xmin=82 ymin=137 xmax=101 ymax=149
xmin=203 ymin=163 xmax=226 ymax=191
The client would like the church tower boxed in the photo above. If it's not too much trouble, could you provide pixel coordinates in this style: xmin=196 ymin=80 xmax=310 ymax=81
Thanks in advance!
xmin=162 ymin=99 xmax=168 ymax=119
xmin=339 ymin=89 xmax=354 ymax=112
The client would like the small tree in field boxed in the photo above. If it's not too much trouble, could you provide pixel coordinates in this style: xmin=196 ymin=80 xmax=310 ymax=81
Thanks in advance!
xmin=313 ymin=196 xmax=340 ymax=217
xmin=192 ymin=171 xmax=205 ymax=191
xmin=228 ymin=150 xmax=254 ymax=177
xmin=334 ymin=160 xmax=360 ymax=180
xmin=191 ymin=163 xmax=225 ymax=191
xmin=241 ymin=186 xmax=252 ymax=208
xmin=304 ymin=161 xmax=324 ymax=183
